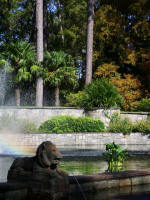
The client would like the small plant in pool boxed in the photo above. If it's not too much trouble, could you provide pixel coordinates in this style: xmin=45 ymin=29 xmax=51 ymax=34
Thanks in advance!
xmin=103 ymin=142 xmax=128 ymax=172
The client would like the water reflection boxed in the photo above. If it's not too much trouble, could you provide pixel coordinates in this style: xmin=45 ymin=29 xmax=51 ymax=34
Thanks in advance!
xmin=1 ymin=155 xmax=150 ymax=200
xmin=60 ymin=156 xmax=150 ymax=175
xmin=1 ymin=155 xmax=150 ymax=181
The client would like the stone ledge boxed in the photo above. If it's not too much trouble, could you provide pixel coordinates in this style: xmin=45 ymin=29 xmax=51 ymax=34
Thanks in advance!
xmin=69 ymin=170 xmax=150 ymax=193
xmin=69 ymin=170 xmax=150 ymax=184
xmin=1 ymin=170 xmax=150 ymax=200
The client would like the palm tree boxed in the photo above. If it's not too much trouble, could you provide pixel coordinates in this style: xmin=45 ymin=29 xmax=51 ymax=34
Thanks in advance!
xmin=85 ymin=0 xmax=96 ymax=85
xmin=36 ymin=0 xmax=44 ymax=106
xmin=44 ymin=51 xmax=78 ymax=106
xmin=1 ymin=41 xmax=38 ymax=106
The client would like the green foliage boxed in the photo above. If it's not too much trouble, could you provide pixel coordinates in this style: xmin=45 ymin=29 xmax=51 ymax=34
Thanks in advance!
xmin=134 ymin=98 xmax=150 ymax=112
xmin=108 ymin=113 xmax=133 ymax=134
xmin=65 ymin=91 xmax=85 ymax=107
xmin=133 ymin=120 xmax=150 ymax=134
xmin=0 ymin=114 xmax=37 ymax=133
xmin=44 ymin=51 xmax=78 ymax=87
xmin=0 ymin=59 xmax=6 ymax=69
xmin=80 ymin=80 xmax=122 ymax=110
xmin=39 ymin=115 xmax=105 ymax=133
xmin=109 ymin=113 xmax=150 ymax=134
xmin=44 ymin=51 xmax=74 ymax=70
xmin=0 ymin=0 xmax=150 ymax=106
xmin=1 ymin=41 xmax=40 ymax=84
xmin=103 ymin=142 xmax=128 ymax=172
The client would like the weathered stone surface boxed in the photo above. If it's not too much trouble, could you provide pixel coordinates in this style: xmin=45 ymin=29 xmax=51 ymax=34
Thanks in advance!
xmin=108 ymin=179 xmax=120 ymax=188
xmin=119 ymin=178 xmax=131 ymax=187
xmin=1 ymin=132 xmax=150 ymax=156
xmin=132 ymin=175 xmax=150 ymax=185
xmin=7 ymin=141 xmax=69 ymax=200
xmin=1 ymin=170 xmax=150 ymax=199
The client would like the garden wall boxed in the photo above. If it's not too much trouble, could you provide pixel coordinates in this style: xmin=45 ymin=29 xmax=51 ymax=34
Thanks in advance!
xmin=120 ymin=112 xmax=149 ymax=122
xmin=0 ymin=107 xmax=84 ymax=126
xmin=0 ymin=107 xmax=149 ymax=126
xmin=1 ymin=132 xmax=150 ymax=156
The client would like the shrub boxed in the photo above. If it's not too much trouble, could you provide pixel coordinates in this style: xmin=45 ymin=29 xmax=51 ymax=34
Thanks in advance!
xmin=133 ymin=120 xmax=150 ymax=134
xmin=81 ymin=80 xmax=122 ymax=110
xmin=39 ymin=115 xmax=105 ymax=133
xmin=108 ymin=113 xmax=133 ymax=134
xmin=94 ymin=64 xmax=142 ymax=111
xmin=111 ymin=74 xmax=142 ymax=111
xmin=65 ymin=91 xmax=85 ymax=107
xmin=134 ymin=98 xmax=150 ymax=112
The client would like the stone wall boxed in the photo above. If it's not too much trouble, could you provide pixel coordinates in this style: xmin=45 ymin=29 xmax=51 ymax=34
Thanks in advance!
xmin=1 ymin=132 xmax=150 ymax=156
xmin=0 ymin=107 xmax=148 ymax=127
xmin=120 ymin=112 xmax=149 ymax=122
xmin=1 ymin=170 xmax=150 ymax=200
xmin=0 ymin=107 xmax=84 ymax=126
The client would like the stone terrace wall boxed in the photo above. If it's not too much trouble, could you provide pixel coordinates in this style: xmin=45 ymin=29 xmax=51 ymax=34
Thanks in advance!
xmin=0 ymin=107 xmax=84 ymax=126
xmin=0 ymin=107 xmax=148 ymax=127
xmin=1 ymin=133 xmax=150 ymax=156
xmin=120 ymin=112 xmax=149 ymax=122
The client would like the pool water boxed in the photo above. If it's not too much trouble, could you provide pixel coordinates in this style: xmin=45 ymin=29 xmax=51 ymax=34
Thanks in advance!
xmin=1 ymin=155 xmax=150 ymax=200
xmin=1 ymin=155 xmax=150 ymax=182
xmin=60 ymin=155 xmax=150 ymax=175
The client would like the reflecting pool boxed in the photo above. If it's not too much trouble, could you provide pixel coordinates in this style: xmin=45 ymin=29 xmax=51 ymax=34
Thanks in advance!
xmin=1 ymin=155 xmax=150 ymax=200
xmin=1 ymin=155 xmax=150 ymax=182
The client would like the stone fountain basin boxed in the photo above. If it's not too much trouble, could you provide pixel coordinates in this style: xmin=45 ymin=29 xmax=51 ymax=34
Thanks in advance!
xmin=1 ymin=170 xmax=150 ymax=200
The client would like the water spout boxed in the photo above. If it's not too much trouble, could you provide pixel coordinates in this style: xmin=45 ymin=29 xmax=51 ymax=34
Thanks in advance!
xmin=0 ymin=61 xmax=7 ymax=105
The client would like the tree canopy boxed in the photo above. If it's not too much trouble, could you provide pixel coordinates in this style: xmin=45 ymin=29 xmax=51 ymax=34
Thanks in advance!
xmin=0 ymin=0 xmax=150 ymax=110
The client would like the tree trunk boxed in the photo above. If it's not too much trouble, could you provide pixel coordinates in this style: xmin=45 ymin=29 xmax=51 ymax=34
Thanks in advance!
xmin=15 ymin=88 xmax=20 ymax=106
xmin=85 ymin=0 xmax=95 ymax=85
xmin=55 ymin=86 xmax=60 ymax=106
xmin=36 ymin=0 xmax=43 ymax=106
xmin=30 ymin=1 xmax=36 ymax=45
xmin=43 ymin=0 xmax=48 ymax=50
xmin=57 ymin=0 xmax=64 ymax=45
xmin=36 ymin=77 xmax=43 ymax=106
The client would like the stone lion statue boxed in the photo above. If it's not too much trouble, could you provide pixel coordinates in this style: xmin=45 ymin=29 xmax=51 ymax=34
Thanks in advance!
xmin=7 ymin=141 xmax=69 ymax=200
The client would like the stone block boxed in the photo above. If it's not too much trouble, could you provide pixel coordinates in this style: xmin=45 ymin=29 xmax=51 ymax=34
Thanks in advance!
xmin=132 ymin=175 xmax=150 ymax=185
xmin=93 ymin=180 xmax=108 ymax=190
xmin=81 ymin=180 xmax=108 ymax=192
xmin=119 ymin=178 xmax=131 ymax=187
xmin=108 ymin=179 xmax=120 ymax=188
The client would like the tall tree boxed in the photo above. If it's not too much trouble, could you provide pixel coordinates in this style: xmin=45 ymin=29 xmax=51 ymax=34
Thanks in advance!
xmin=36 ymin=0 xmax=44 ymax=106
xmin=85 ymin=0 xmax=95 ymax=84
xmin=44 ymin=51 xmax=78 ymax=106
xmin=43 ymin=0 xmax=48 ymax=50
xmin=57 ymin=0 xmax=65 ymax=46
xmin=1 ymin=41 xmax=38 ymax=106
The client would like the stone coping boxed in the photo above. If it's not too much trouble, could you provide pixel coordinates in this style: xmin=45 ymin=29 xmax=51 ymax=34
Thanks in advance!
xmin=121 ymin=111 xmax=149 ymax=115
xmin=69 ymin=170 xmax=150 ymax=184
xmin=0 ymin=106 xmax=83 ymax=110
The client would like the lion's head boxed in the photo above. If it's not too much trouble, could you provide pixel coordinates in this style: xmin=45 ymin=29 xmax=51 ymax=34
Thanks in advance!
xmin=36 ymin=141 xmax=62 ymax=169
